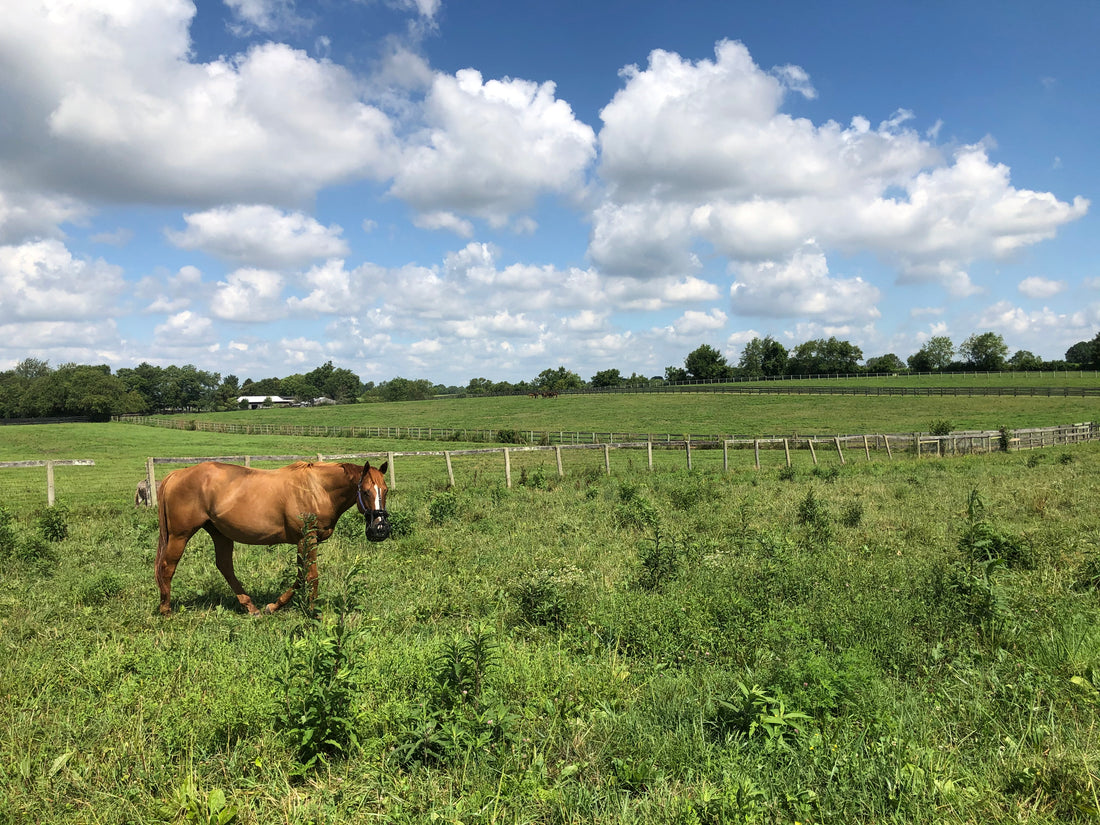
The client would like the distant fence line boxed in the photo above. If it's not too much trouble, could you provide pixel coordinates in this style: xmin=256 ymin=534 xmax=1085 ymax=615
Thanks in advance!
xmin=116 ymin=415 xmax=1100 ymax=450
xmin=572 ymin=384 xmax=1100 ymax=397
xmin=134 ymin=423 xmax=1098 ymax=503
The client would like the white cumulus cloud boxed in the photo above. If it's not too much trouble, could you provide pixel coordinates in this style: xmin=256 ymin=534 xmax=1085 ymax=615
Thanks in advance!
xmin=167 ymin=205 xmax=348 ymax=268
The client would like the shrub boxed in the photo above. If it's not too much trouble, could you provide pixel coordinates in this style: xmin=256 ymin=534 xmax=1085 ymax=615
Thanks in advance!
xmin=636 ymin=529 xmax=680 ymax=591
xmin=518 ymin=465 xmax=549 ymax=489
xmin=384 ymin=507 xmax=414 ymax=538
xmin=75 ymin=572 xmax=124 ymax=605
xmin=958 ymin=490 xmax=1031 ymax=568
xmin=929 ymin=419 xmax=952 ymax=436
xmin=509 ymin=566 xmax=584 ymax=628
xmin=495 ymin=428 xmax=527 ymax=445
xmin=706 ymin=682 xmax=811 ymax=749
xmin=840 ymin=499 xmax=864 ymax=528
xmin=390 ymin=628 xmax=515 ymax=767
xmin=276 ymin=603 xmax=362 ymax=770
xmin=429 ymin=490 xmax=459 ymax=525
xmin=926 ymin=556 xmax=1004 ymax=637
xmin=36 ymin=505 xmax=69 ymax=542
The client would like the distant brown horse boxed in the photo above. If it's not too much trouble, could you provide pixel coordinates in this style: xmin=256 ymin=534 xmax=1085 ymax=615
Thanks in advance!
xmin=155 ymin=460 xmax=390 ymax=615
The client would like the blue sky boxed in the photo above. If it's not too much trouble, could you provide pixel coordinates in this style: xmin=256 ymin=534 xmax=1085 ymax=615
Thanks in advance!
xmin=0 ymin=0 xmax=1095 ymax=385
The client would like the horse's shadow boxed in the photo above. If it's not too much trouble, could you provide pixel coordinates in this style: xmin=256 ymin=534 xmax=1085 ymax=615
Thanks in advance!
xmin=169 ymin=582 xmax=292 ymax=615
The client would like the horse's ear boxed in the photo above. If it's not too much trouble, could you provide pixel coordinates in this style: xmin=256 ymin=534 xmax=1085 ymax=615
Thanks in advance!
xmin=379 ymin=460 xmax=388 ymax=475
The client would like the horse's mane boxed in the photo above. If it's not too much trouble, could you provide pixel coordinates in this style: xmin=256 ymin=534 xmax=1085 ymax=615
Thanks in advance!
xmin=285 ymin=461 xmax=314 ymax=471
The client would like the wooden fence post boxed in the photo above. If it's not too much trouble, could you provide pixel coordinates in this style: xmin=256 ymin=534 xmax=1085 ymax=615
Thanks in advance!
xmin=388 ymin=452 xmax=396 ymax=489
xmin=723 ymin=440 xmax=729 ymax=472
xmin=783 ymin=439 xmax=791 ymax=467
xmin=807 ymin=438 xmax=818 ymax=465
xmin=686 ymin=440 xmax=693 ymax=470
xmin=604 ymin=444 xmax=611 ymax=475
xmin=555 ymin=446 xmax=564 ymax=478
xmin=754 ymin=439 xmax=760 ymax=470
xmin=863 ymin=435 xmax=871 ymax=461
xmin=647 ymin=439 xmax=653 ymax=471
xmin=46 ymin=461 xmax=55 ymax=506
xmin=445 ymin=451 xmax=455 ymax=487
xmin=834 ymin=437 xmax=845 ymax=465
xmin=504 ymin=448 xmax=512 ymax=487
xmin=883 ymin=435 xmax=892 ymax=459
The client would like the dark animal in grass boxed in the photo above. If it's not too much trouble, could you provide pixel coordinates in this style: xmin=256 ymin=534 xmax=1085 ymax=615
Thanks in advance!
xmin=155 ymin=460 xmax=390 ymax=615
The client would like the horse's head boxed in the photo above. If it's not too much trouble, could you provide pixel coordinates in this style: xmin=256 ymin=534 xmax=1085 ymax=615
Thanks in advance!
xmin=356 ymin=460 xmax=391 ymax=542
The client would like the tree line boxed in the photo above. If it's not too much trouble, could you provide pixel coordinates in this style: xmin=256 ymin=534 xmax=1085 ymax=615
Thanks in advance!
xmin=2 ymin=331 xmax=1099 ymax=420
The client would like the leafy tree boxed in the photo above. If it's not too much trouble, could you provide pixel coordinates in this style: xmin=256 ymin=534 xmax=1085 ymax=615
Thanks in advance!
xmin=281 ymin=374 xmax=321 ymax=401
xmin=590 ymin=368 xmax=623 ymax=388
xmin=532 ymin=366 xmax=583 ymax=393
xmin=664 ymin=365 xmax=689 ymax=383
xmin=959 ymin=332 xmax=1009 ymax=371
xmin=14 ymin=358 xmax=51 ymax=380
xmin=1007 ymin=350 xmax=1044 ymax=371
xmin=159 ymin=364 xmax=220 ymax=409
xmin=376 ymin=377 xmax=434 ymax=402
xmin=465 ymin=377 xmax=494 ymax=396
xmin=1066 ymin=333 xmax=1100 ymax=368
xmin=242 ymin=377 xmax=283 ymax=397
xmin=738 ymin=336 xmax=788 ymax=378
xmin=117 ymin=362 xmax=164 ymax=411
xmin=305 ymin=361 xmax=363 ymax=402
xmin=1066 ymin=340 xmax=1093 ymax=366
xmin=864 ymin=353 xmax=906 ymax=374
xmin=907 ymin=336 xmax=955 ymax=372
xmin=787 ymin=337 xmax=863 ymax=375
xmin=684 ymin=344 xmax=733 ymax=381
xmin=11 ymin=364 xmax=141 ymax=419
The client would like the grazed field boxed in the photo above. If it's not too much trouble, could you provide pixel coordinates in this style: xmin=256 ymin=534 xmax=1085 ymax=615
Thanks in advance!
xmin=3 ymin=403 xmax=1100 ymax=823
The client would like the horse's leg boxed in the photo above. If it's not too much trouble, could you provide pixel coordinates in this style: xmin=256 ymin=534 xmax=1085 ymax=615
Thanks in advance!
xmin=266 ymin=537 xmax=315 ymax=613
xmin=156 ymin=533 xmax=189 ymax=615
xmin=209 ymin=529 xmax=261 ymax=616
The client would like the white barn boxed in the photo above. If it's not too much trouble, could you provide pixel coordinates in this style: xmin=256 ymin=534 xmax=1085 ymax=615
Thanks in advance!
xmin=237 ymin=395 xmax=295 ymax=409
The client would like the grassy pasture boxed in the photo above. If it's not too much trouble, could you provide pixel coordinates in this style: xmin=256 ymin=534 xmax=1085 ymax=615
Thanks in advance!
xmin=3 ymin=393 xmax=1100 ymax=823
xmin=186 ymin=381 xmax=1100 ymax=439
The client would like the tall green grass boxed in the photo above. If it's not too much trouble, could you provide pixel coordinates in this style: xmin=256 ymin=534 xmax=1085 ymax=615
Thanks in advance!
xmin=2 ymin=425 xmax=1100 ymax=823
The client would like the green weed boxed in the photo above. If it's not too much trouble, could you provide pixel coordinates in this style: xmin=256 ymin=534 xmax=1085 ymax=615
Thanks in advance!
xmin=429 ymin=490 xmax=459 ymax=525
xmin=35 ymin=505 xmax=69 ymax=542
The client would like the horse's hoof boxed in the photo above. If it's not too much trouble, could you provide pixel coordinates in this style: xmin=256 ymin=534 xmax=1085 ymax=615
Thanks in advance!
xmin=265 ymin=603 xmax=278 ymax=614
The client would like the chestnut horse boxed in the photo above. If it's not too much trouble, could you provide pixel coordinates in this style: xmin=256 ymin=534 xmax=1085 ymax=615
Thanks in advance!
xmin=155 ymin=460 xmax=390 ymax=615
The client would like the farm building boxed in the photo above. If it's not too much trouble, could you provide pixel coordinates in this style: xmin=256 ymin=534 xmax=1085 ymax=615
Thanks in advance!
xmin=237 ymin=395 xmax=295 ymax=409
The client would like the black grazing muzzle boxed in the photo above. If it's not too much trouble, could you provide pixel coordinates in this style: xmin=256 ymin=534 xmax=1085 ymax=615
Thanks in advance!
xmin=357 ymin=484 xmax=391 ymax=542
xmin=365 ymin=509 xmax=391 ymax=542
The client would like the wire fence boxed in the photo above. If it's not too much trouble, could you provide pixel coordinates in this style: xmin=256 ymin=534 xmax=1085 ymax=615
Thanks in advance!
xmin=4 ymin=422 xmax=1093 ymax=517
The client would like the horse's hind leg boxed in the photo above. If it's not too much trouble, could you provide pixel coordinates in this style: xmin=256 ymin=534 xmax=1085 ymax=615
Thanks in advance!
xmin=266 ymin=537 xmax=317 ymax=614
xmin=210 ymin=529 xmax=261 ymax=616
xmin=156 ymin=533 xmax=189 ymax=615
